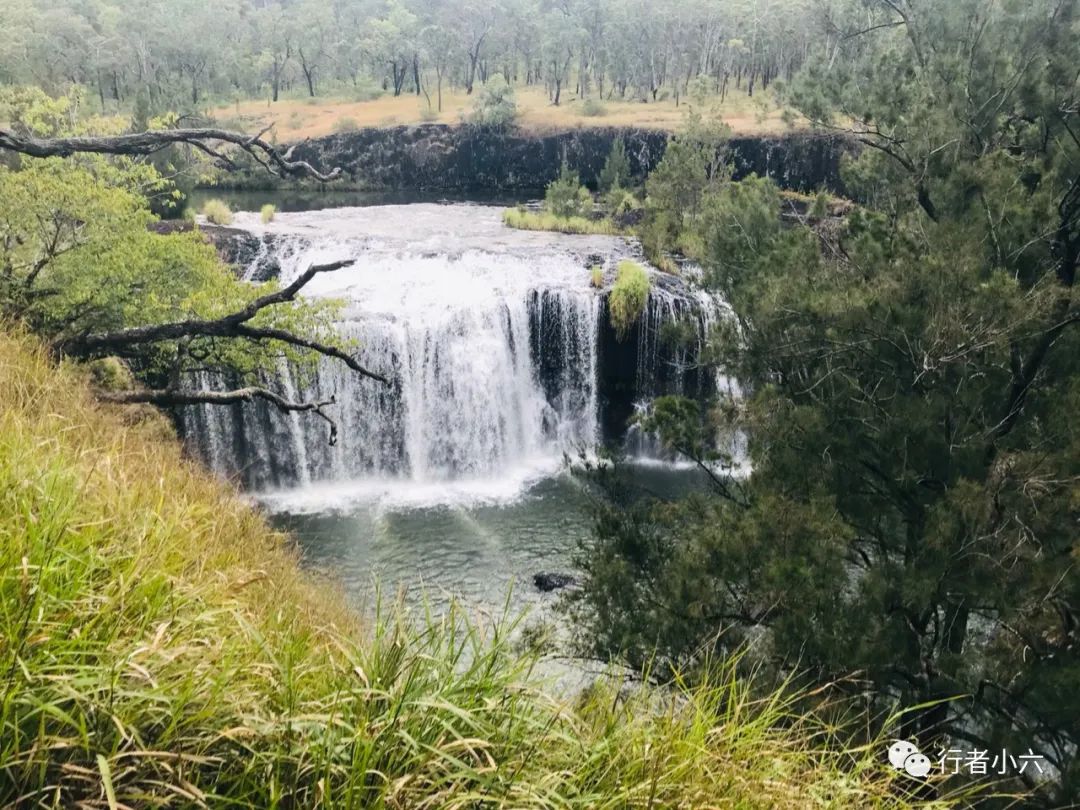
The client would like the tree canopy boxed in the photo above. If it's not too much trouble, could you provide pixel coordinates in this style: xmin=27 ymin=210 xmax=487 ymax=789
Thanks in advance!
xmin=569 ymin=0 xmax=1080 ymax=804
xmin=0 ymin=0 xmax=817 ymax=109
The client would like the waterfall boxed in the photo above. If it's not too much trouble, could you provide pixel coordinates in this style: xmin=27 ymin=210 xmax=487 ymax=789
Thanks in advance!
xmin=181 ymin=204 xmax=724 ymax=496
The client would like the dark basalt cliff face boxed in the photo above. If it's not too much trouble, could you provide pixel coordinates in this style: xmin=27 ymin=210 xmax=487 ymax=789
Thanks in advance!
xmin=287 ymin=124 xmax=855 ymax=194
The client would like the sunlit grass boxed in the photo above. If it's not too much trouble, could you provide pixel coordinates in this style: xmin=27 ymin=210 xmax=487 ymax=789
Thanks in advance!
xmin=503 ymin=207 xmax=622 ymax=235
xmin=0 ymin=328 xmax=954 ymax=808
xmin=200 ymin=197 xmax=233 ymax=225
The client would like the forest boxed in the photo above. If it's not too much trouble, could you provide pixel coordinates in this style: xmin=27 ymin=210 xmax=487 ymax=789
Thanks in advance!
xmin=1 ymin=0 xmax=1078 ymax=808
xmin=1 ymin=0 xmax=806 ymax=108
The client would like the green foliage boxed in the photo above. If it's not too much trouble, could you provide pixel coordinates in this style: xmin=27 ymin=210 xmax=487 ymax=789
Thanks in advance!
xmin=0 ymin=331 xmax=923 ymax=808
xmin=603 ymin=187 xmax=641 ymax=218
xmin=579 ymin=97 xmax=607 ymax=117
xmin=590 ymin=265 xmax=604 ymax=288
xmin=87 ymin=356 xmax=135 ymax=392
xmin=642 ymin=108 xmax=732 ymax=257
xmin=201 ymin=197 xmax=233 ymax=225
xmin=598 ymin=136 xmax=631 ymax=192
xmin=0 ymin=159 xmax=345 ymax=391
xmin=573 ymin=1 xmax=1080 ymax=802
xmin=502 ymin=208 xmax=620 ymax=235
xmin=608 ymin=260 xmax=650 ymax=340
xmin=469 ymin=83 xmax=518 ymax=128
xmin=808 ymin=190 xmax=829 ymax=220
xmin=544 ymin=161 xmax=593 ymax=219
xmin=259 ymin=203 xmax=276 ymax=224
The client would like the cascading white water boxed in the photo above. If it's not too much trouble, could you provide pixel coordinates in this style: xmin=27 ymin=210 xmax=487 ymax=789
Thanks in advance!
xmin=183 ymin=204 xmax=620 ymax=496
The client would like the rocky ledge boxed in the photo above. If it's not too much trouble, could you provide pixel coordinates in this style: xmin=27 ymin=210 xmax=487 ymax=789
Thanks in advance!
xmin=286 ymin=124 xmax=855 ymax=194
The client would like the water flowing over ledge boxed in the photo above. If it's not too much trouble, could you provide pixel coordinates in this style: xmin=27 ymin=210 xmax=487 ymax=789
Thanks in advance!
xmin=181 ymin=203 xmax=729 ymax=506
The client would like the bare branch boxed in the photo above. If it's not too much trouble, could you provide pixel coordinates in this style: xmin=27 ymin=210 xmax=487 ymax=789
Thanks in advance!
xmin=102 ymin=387 xmax=342 ymax=445
xmin=0 ymin=127 xmax=341 ymax=183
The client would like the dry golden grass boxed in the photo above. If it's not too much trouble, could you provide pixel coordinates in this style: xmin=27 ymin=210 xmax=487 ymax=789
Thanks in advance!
xmin=211 ymin=85 xmax=800 ymax=140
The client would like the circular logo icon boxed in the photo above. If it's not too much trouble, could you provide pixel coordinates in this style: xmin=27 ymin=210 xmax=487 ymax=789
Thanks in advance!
xmin=904 ymin=752 xmax=932 ymax=778
xmin=888 ymin=740 xmax=919 ymax=769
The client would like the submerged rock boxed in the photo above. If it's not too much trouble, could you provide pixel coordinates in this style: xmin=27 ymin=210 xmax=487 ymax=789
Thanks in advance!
xmin=533 ymin=572 xmax=577 ymax=592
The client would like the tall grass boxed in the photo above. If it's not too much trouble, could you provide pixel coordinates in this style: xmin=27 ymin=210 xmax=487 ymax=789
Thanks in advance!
xmin=201 ymin=198 xmax=233 ymax=225
xmin=0 ymin=329 xmax=948 ymax=808
xmin=609 ymin=259 xmax=651 ymax=339
xmin=503 ymin=207 xmax=622 ymax=236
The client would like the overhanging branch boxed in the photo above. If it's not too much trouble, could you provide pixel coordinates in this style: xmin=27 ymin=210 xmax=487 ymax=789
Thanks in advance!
xmin=0 ymin=127 xmax=341 ymax=183
xmin=56 ymin=259 xmax=389 ymax=385
xmin=103 ymin=387 xmax=342 ymax=445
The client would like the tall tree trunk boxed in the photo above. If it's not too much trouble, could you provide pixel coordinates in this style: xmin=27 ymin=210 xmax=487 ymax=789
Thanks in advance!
xmin=299 ymin=50 xmax=316 ymax=97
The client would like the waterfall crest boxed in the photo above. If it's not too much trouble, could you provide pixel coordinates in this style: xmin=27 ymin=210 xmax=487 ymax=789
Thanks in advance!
xmin=182 ymin=204 xmax=723 ymax=498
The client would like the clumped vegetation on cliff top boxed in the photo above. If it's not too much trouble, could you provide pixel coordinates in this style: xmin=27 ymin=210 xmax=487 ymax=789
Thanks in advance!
xmin=502 ymin=207 xmax=622 ymax=236
xmin=0 ymin=328 xmax=936 ymax=808
xmin=608 ymin=260 xmax=651 ymax=340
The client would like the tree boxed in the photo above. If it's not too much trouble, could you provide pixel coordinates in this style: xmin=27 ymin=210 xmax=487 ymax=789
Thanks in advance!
xmin=544 ymin=160 xmax=592 ymax=217
xmin=598 ymin=135 xmax=630 ymax=192
xmin=0 ymin=99 xmax=382 ymax=440
xmin=569 ymin=0 xmax=1080 ymax=803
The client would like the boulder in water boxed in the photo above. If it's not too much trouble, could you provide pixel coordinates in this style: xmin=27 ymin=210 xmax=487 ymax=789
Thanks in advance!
xmin=533 ymin=572 xmax=576 ymax=592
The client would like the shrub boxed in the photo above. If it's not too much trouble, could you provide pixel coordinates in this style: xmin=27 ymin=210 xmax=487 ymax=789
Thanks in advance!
xmin=260 ymin=203 xmax=276 ymax=224
xmin=544 ymin=161 xmax=593 ymax=219
xmin=201 ymin=198 xmax=233 ymax=225
xmin=87 ymin=356 xmax=134 ymax=391
xmin=609 ymin=259 xmax=650 ymax=340
xmin=590 ymin=265 xmax=605 ymax=288
xmin=419 ymin=104 xmax=439 ymax=123
xmin=604 ymin=187 xmax=642 ymax=217
xmin=599 ymin=136 xmax=631 ymax=192
xmin=580 ymin=98 xmax=607 ymax=117
xmin=333 ymin=116 xmax=359 ymax=133
xmin=809 ymin=190 xmax=830 ymax=219
xmin=470 ymin=83 xmax=517 ymax=128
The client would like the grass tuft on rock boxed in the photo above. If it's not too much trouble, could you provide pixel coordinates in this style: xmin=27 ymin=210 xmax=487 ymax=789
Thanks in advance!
xmin=609 ymin=259 xmax=651 ymax=340
xmin=0 ymin=327 xmax=943 ymax=808
xmin=200 ymin=198 xmax=233 ymax=225
xmin=503 ymin=207 xmax=622 ymax=235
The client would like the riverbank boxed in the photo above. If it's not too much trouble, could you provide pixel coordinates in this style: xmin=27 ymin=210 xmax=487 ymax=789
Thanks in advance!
xmin=0 ymin=327 xmax=930 ymax=807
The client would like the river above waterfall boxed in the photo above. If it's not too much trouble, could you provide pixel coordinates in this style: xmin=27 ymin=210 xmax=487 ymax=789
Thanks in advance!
xmin=182 ymin=197 xmax=726 ymax=618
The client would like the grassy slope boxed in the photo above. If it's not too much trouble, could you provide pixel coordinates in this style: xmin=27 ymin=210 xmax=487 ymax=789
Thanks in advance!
xmin=210 ymin=85 xmax=796 ymax=140
xmin=0 ymin=330 xmax=942 ymax=808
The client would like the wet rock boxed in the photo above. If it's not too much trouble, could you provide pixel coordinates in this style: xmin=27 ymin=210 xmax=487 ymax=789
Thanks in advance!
xmin=533 ymin=572 xmax=577 ymax=592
